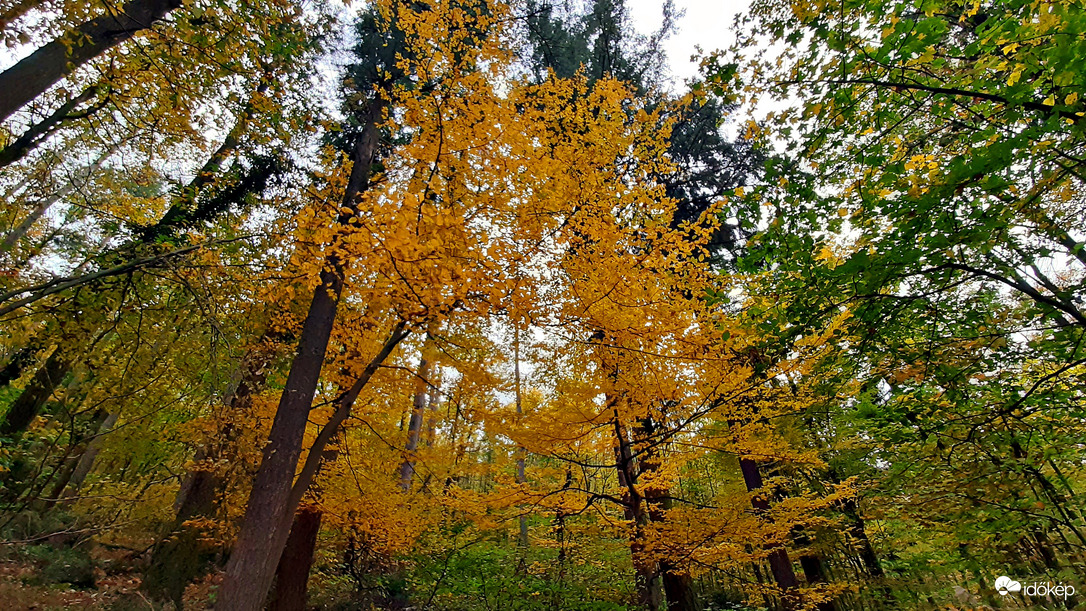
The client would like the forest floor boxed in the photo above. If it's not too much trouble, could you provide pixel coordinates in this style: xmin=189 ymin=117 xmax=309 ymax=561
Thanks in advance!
xmin=0 ymin=553 xmax=158 ymax=610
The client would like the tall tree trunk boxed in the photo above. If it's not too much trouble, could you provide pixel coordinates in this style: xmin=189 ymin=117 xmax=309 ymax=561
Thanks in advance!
xmin=612 ymin=408 xmax=662 ymax=611
xmin=513 ymin=326 xmax=528 ymax=547
xmin=216 ymin=101 xmax=385 ymax=611
xmin=0 ymin=349 xmax=69 ymax=436
xmin=0 ymin=0 xmax=182 ymax=122
xmin=399 ymin=334 xmax=434 ymax=492
xmin=739 ymin=458 xmax=799 ymax=610
xmin=270 ymin=505 xmax=323 ymax=611
xmin=639 ymin=417 xmax=698 ymax=611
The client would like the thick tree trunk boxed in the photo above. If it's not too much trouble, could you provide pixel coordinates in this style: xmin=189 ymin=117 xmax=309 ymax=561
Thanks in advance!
xmin=399 ymin=336 xmax=433 ymax=492
xmin=270 ymin=505 xmax=323 ymax=611
xmin=215 ymin=101 xmax=384 ymax=611
xmin=0 ymin=349 xmax=69 ymax=436
xmin=0 ymin=0 xmax=182 ymax=122
xmin=739 ymin=458 xmax=799 ymax=610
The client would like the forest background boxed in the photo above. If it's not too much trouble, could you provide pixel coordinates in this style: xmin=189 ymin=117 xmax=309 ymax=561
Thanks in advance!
xmin=0 ymin=0 xmax=1083 ymax=609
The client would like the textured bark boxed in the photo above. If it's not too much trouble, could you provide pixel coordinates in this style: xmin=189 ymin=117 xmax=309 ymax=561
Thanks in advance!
xmin=0 ymin=0 xmax=182 ymax=122
xmin=270 ymin=506 xmax=323 ymax=611
xmin=740 ymin=458 xmax=799 ymax=610
xmin=0 ymin=350 xmax=69 ymax=436
xmin=216 ymin=101 xmax=385 ymax=611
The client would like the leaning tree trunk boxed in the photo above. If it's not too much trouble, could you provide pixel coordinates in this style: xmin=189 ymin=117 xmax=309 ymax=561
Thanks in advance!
xmin=215 ymin=100 xmax=384 ymax=611
xmin=0 ymin=0 xmax=182 ymax=122
xmin=0 ymin=349 xmax=69 ymax=436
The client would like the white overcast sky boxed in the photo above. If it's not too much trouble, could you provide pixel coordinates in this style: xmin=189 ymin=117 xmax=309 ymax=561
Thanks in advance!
xmin=627 ymin=0 xmax=750 ymax=85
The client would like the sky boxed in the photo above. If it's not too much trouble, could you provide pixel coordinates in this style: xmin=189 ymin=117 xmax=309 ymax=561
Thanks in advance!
xmin=626 ymin=0 xmax=750 ymax=85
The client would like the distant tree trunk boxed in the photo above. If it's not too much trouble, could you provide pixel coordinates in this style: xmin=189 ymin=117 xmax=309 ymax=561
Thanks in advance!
xmin=0 ymin=0 xmax=182 ymax=122
xmin=216 ymin=100 xmax=385 ymax=611
xmin=270 ymin=505 xmax=323 ymax=611
xmin=739 ymin=458 xmax=799 ymax=611
xmin=794 ymin=530 xmax=835 ymax=611
xmin=143 ymin=462 xmax=222 ymax=609
xmin=513 ymin=326 xmax=528 ymax=546
xmin=399 ymin=335 xmax=434 ymax=492
xmin=2 ymin=144 xmax=119 ymax=252
xmin=42 ymin=409 xmax=114 ymax=508
xmin=0 ymin=349 xmax=69 ymax=436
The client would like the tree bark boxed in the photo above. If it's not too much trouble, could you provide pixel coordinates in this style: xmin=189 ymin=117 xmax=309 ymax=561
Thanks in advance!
xmin=215 ymin=100 xmax=384 ymax=611
xmin=270 ymin=505 xmax=323 ymax=611
xmin=739 ymin=458 xmax=799 ymax=610
xmin=612 ymin=408 xmax=662 ymax=611
xmin=0 ymin=349 xmax=69 ymax=436
xmin=0 ymin=0 xmax=182 ymax=122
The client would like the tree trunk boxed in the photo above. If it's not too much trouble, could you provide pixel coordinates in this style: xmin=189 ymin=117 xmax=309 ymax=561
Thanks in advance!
xmin=640 ymin=417 xmax=698 ymax=611
xmin=0 ymin=0 xmax=182 ymax=122
xmin=513 ymin=327 xmax=528 ymax=546
xmin=143 ymin=465 xmax=222 ymax=609
xmin=739 ymin=458 xmax=799 ymax=610
xmin=612 ymin=410 xmax=662 ymax=611
xmin=215 ymin=100 xmax=384 ymax=611
xmin=399 ymin=335 xmax=433 ymax=492
xmin=270 ymin=505 xmax=323 ymax=611
xmin=0 ymin=349 xmax=69 ymax=436
xmin=42 ymin=409 xmax=114 ymax=508
xmin=795 ymin=530 xmax=835 ymax=611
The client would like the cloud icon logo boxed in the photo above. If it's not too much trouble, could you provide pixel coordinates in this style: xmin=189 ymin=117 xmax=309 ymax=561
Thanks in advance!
xmin=995 ymin=576 xmax=1022 ymax=595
